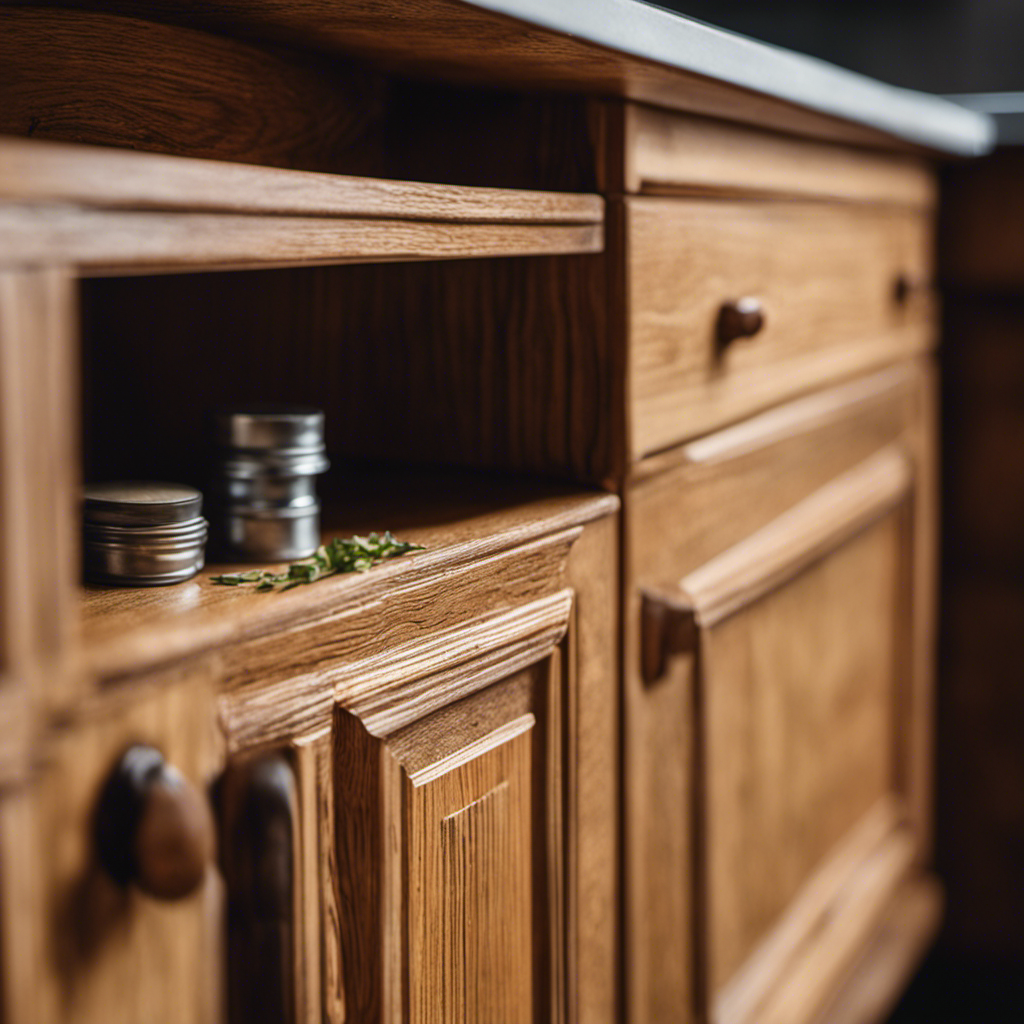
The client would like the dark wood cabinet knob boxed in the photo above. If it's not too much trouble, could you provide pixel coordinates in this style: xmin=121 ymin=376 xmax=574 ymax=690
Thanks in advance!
xmin=94 ymin=744 xmax=215 ymax=901
xmin=716 ymin=297 xmax=765 ymax=350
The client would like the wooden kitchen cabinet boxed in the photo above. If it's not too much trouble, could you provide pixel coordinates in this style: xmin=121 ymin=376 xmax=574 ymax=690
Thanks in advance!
xmin=0 ymin=3 xmax=989 ymax=1023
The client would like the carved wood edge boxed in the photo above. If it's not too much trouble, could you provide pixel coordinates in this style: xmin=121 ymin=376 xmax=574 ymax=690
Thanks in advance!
xmin=80 ymin=522 xmax=594 ymax=684
xmin=641 ymin=447 xmax=913 ymax=683
xmin=407 ymin=713 xmax=537 ymax=787
xmin=714 ymin=796 xmax=912 ymax=1024
xmin=219 ymin=589 xmax=574 ymax=750
xmin=629 ymin=364 xmax=916 ymax=484
xmin=0 ymin=137 xmax=604 ymax=224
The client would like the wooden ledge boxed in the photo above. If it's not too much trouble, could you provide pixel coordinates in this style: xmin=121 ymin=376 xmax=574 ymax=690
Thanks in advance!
xmin=77 ymin=481 xmax=618 ymax=683
xmin=0 ymin=137 xmax=604 ymax=273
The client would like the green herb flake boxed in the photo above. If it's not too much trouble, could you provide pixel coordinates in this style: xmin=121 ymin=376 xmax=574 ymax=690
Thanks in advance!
xmin=210 ymin=533 xmax=425 ymax=593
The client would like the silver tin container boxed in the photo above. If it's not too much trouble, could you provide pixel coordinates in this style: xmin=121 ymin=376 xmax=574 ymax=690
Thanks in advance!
xmin=213 ymin=406 xmax=329 ymax=561
xmin=83 ymin=482 xmax=208 ymax=586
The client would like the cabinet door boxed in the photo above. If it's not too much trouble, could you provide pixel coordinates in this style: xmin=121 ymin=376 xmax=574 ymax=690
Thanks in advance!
xmin=334 ymin=653 xmax=566 ymax=1024
xmin=625 ymin=367 xmax=934 ymax=1024
xmin=0 ymin=667 xmax=223 ymax=1024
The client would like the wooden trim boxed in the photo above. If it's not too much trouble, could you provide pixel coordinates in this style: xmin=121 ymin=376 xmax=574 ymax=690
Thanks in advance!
xmin=724 ymin=824 xmax=917 ymax=1024
xmin=0 ymin=137 xmax=603 ymax=225
xmin=218 ymin=589 xmax=574 ymax=749
xmin=625 ymin=105 xmax=937 ymax=207
xmin=808 ymin=876 xmax=942 ymax=1024
xmin=679 ymin=448 xmax=913 ymax=628
xmin=0 ymin=204 xmax=603 ymax=275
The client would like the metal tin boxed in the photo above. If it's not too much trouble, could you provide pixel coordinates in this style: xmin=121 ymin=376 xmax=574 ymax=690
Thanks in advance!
xmin=213 ymin=406 xmax=329 ymax=561
xmin=83 ymin=482 xmax=207 ymax=586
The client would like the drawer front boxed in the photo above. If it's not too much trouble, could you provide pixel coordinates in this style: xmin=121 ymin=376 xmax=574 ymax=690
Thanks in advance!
xmin=623 ymin=366 xmax=932 ymax=1024
xmin=622 ymin=104 xmax=937 ymax=206
xmin=626 ymin=196 xmax=934 ymax=458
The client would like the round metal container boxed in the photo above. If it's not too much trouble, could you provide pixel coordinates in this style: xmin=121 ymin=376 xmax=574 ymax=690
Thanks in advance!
xmin=213 ymin=406 xmax=329 ymax=561
xmin=83 ymin=482 xmax=207 ymax=586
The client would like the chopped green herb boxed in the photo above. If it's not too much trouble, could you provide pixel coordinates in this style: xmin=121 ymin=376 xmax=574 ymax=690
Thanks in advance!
xmin=210 ymin=532 xmax=425 ymax=593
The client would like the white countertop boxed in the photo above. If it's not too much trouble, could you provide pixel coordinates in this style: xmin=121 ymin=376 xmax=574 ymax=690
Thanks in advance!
xmin=462 ymin=0 xmax=994 ymax=155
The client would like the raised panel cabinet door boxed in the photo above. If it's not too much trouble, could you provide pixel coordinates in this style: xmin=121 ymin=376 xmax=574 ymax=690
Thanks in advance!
xmin=641 ymin=449 xmax=918 ymax=1024
xmin=334 ymin=654 xmax=565 ymax=1024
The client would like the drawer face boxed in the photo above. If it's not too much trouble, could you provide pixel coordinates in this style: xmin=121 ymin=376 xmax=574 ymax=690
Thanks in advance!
xmin=626 ymin=197 xmax=934 ymax=458
xmin=624 ymin=368 xmax=929 ymax=1024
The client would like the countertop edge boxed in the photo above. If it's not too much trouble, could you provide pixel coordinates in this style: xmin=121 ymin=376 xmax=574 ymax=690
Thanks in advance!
xmin=463 ymin=0 xmax=995 ymax=156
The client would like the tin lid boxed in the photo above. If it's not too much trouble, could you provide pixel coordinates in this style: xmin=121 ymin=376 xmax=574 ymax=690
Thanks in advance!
xmin=83 ymin=482 xmax=204 ymax=527
xmin=214 ymin=406 xmax=325 ymax=452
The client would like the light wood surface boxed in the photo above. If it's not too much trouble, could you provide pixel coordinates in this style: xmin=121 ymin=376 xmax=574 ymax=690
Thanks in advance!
xmin=0 ymin=136 xmax=602 ymax=224
xmin=0 ymin=268 xmax=78 ymax=741
xmin=701 ymin=511 xmax=906 ymax=1006
xmin=809 ymin=876 xmax=942 ymax=1024
xmin=78 ymin=485 xmax=617 ymax=683
xmin=677 ymin=448 xmax=912 ymax=627
xmin=407 ymin=715 xmax=535 ymax=1024
xmin=620 ymin=104 xmax=937 ymax=206
xmin=0 ymin=205 xmax=602 ymax=276
xmin=3 ymin=668 xmax=224 ymax=1024
xmin=627 ymin=197 xmax=934 ymax=457
xmin=623 ymin=366 xmax=932 ymax=1024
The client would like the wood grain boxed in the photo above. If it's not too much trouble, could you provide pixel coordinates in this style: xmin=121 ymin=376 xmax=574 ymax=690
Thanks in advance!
xmin=562 ymin=513 xmax=619 ymax=1024
xmin=702 ymin=512 xmax=906 ymax=1006
xmin=626 ymin=197 xmax=935 ymax=457
xmin=0 ymin=7 xmax=387 ymax=176
xmin=677 ymin=448 xmax=912 ymax=628
xmin=407 ymin=716 xmax=535 ymax=1024
xmin=0 ymin=204 xmax=602 ymax=276
xmin=8 ymin=669 xmax=223 ymax=1024
xmin=79 ymin=255 xmax=622 ymax=486
xmin=623 ymin=369 xmax=931 ymax=1024
xmin=0 ymin=268 xmax=78 ymax=722
xmin=0 ymin=137 xmax=602 ymax=224
xmin=13 ymin=0 xmax=965 ymax=152
xmin=78 ymin=484 xmax=616 ymax=683
xmin=620 ymin=104 xmax=936 ymax=206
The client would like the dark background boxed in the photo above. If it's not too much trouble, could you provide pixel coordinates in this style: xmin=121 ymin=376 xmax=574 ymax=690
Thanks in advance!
xmin=650 ymin=0 xmax=1024 ymax=95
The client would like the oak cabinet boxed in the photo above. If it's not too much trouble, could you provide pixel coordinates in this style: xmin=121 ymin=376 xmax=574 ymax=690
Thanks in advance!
xmin=625 ymin=366 xmax=938 ymax=1024
xmin=0 ymin=3 xmax=976 ymax=1023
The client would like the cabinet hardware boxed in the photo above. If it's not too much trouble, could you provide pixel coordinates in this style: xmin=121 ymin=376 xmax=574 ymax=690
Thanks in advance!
xmin=93 ymin=744 xmax=215 ymax=901
xmin=218 ymin=754 xmax=298 ymax=1024
xmin=640 ymin=589 xmax=698 ymax=684
xmin=716 ymin=297 xmax=765 ymax=351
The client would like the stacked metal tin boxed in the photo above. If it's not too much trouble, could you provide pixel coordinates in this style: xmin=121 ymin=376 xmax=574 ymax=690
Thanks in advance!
xmin=213 ymin=406 xmax=329 ymax=561
xmin=82 ymin=482 xmax=208 ymax=586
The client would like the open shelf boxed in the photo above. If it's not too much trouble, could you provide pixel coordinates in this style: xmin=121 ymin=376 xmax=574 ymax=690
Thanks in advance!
xmin=0 ymin=136 xmax=603 ymax=274
xmin=78 ymin=472 xmax=617 ymax=682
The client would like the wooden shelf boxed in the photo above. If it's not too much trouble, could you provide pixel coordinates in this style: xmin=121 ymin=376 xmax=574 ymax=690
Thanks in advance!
xmin=0 ymin=137 xmax=603 ymax=274
xmin=78 ymin=474 xmax=618 ymax=682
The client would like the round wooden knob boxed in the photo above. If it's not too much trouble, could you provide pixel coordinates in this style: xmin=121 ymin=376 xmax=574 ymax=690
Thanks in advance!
xmin=94 ymin=744 xmax=215 ymax=901
xmin=717 ymin=297 xmax=765 ymax=350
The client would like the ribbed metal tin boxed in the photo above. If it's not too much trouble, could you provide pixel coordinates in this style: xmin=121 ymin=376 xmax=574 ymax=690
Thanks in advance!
xmin=212 ymin=406 xmax=329 ymax=561
xmin=83 ymin=482 xmax=207 ymax=586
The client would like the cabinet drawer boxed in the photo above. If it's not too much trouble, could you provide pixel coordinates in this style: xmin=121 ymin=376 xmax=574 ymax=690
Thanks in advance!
xmin=624 ymin=366 xmax=933 ymax=1024
xmin=626 ymin=197 xmax=934 ymax=458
